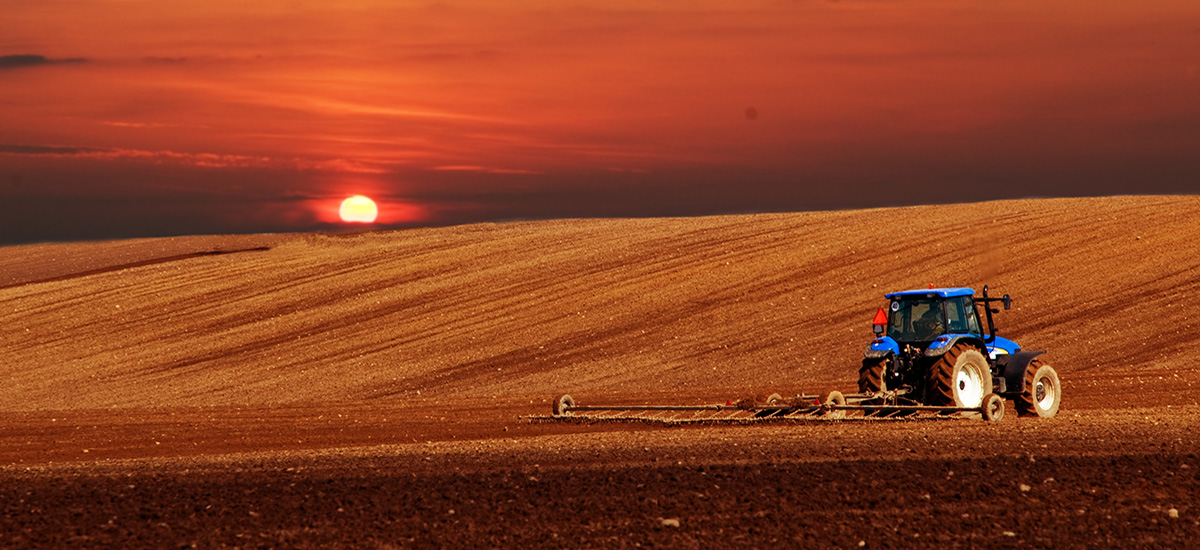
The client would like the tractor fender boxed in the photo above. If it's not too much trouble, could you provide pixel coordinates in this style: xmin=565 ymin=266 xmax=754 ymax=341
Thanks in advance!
xmin=999 ymin=350 xmax=1046 ymax=394
xmin=864 ymin=336 xmax=899 ymax=358
xmin=923 ymin=335 xmax=985 ymax=357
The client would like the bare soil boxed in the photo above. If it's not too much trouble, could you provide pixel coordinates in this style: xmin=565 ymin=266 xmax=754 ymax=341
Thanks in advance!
xmin=1 ymin=196 xmax=1198 ymax=548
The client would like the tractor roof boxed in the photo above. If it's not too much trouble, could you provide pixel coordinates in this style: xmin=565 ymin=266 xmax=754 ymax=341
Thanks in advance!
xmin=885 ymin=287 xmax=975 ymax=299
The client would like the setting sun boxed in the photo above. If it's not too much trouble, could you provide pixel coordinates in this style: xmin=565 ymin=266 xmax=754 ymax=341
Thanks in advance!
xmin=339 ymin=195 xmax=378 ymax=223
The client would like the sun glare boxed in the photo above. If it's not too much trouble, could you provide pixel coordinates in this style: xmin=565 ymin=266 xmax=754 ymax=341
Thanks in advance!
xmin=339 ymin=195 xmax=378 ymax=223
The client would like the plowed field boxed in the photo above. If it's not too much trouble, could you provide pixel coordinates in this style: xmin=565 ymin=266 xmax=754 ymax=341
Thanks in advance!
xmin=1 ymin=196 xmax=1198 ymax=548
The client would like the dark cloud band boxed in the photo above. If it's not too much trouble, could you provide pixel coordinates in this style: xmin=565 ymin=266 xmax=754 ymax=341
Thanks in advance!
xmin=0 ymin=144 xmax=103 ymax=155
xmin=0 ymin=54 xmax=87 ymax=70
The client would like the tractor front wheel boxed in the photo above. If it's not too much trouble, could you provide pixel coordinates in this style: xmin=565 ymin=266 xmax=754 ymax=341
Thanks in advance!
xmin=1015 ymin=361 xmax=1061 ymax=418
xmin=928 ymin=343 xmax=993 ymax=408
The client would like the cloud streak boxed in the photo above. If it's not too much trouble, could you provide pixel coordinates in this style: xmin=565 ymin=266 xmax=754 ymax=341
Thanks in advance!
xmin=0 ymin=143 xmax=382 ymax=173
xmin=0 ymin=54 xmax=86 ymax=70
xmin=432 ymin=165 xmax=540 ymax=175
xmin=0 ymin=144 xmax=103 ymax=155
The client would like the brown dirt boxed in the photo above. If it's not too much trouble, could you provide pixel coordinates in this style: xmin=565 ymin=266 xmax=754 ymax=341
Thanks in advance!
xmin=1 ymin=196 xmax=1198 ymax=548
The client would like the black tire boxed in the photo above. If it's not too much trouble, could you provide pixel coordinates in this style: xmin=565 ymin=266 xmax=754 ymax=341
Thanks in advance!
xmin=927 ymin=343 xmax=993 ymax=408
xmin=980 ymin=393 xmax=1005 ymax=422
xmin=1015 ymin=361 xmax=1061 ymax=418
xmin=859 ymin=357 xmax=897 ymax=417
xmin=858 ymin=357 xmax=887 ymax=394
xmin=552 ymin=394 xmax=575 ymax=416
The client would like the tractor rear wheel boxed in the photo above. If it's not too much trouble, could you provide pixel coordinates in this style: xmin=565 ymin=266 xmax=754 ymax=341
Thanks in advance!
xmin=860 ymin=358 xmax=902 ymax=417
xmin=1015 ymin=361 xmax=1061 ymax=418
xmin=858 ymin=357 xmax=888 ymax=394
xmin=927 ymin=343 xmax=993 ymax=408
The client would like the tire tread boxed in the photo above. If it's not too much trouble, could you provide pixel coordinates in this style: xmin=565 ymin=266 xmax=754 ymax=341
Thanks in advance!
xmin=858 ymin=358 xmax=886 ymax=393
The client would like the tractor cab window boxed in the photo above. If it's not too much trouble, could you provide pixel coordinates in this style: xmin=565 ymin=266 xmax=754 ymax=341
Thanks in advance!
xmin=888 ymin=298 xmax=946 ymax=342
xmin=964 ymin=297 xmax=982 ymax=334
xmin=946 ymin=296 xmax=982 ymax=335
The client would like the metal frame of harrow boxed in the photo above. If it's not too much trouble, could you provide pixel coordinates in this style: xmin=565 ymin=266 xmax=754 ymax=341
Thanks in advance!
xmin=538 ymin=390 xmax=1007 ymax=424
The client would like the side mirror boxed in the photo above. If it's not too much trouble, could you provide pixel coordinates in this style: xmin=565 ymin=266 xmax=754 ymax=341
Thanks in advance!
xmin=1002 ymin=295 xmax=1012 ymax=310
xmin=873 ymin=324 xmax=884 ymax=336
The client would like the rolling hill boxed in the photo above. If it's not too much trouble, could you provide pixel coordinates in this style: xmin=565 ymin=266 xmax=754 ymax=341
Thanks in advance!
xmin=2 ymin=195 xmax=1198 ymax=411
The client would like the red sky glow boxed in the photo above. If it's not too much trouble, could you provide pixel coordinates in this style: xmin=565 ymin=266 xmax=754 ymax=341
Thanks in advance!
xmin=2 ymin=0 xmax=1198 ymax=243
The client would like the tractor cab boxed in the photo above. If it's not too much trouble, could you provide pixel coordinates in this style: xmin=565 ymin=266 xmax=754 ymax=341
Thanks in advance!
xmin=883 ymin=289 xmax=982 ymax=344
xmin=867 ymin=286 xmax=1019 ymax=359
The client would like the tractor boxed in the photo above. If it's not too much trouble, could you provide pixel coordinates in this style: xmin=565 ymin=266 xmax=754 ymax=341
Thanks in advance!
xmin=858 ymin=285 xmax=1061 ymax=417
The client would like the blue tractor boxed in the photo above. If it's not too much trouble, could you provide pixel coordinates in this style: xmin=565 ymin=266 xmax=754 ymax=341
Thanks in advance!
xmin=859 ymin=285 xmax=1061 ymax=418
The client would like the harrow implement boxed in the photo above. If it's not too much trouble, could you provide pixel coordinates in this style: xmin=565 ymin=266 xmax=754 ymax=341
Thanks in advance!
xmin=538 ymin=389 xmax=1007 ymax=425
xmin=534 ymin=285 xmax=1059 ymax=426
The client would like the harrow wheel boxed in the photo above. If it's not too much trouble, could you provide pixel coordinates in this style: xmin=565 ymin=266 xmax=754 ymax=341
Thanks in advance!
xmin=1015 ymin=361 xmax=1061 ymax=418
xmin=980 ymin=393 xmax=1005 ymax=422
xmin=753 ymin=393 xmax=788 ymax=418
xmin=928 ymin=342 xmax=993 ymax=408
xmin=818 ymin=390 xmax=846 ymax=419
xmin=552 ymin=394 xmax=575 ymax=417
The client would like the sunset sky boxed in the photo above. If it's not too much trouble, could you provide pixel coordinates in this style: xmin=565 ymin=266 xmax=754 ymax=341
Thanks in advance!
xmin=2 ymin=1 xmax=1198 ymax=243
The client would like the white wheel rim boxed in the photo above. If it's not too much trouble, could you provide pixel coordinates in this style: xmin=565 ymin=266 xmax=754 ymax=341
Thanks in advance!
xmin=1035 ymin=379 xmax=1055 ymax=409
xmin=956 ymin=366 xmax=984 ymax=408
